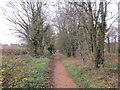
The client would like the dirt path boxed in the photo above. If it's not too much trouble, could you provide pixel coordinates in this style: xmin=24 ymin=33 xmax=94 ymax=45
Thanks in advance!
xmin=51 ymin=53 xmax=78 ymax=88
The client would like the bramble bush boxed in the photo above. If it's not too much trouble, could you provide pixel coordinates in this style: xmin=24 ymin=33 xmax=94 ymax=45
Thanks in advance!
xmin=2 ymin=45 xmax=27 ymax=56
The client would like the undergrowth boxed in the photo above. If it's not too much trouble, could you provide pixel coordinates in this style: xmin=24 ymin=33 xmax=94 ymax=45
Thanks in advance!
xmin=62 ymin=58 xmax=118 ymax=88
xmin=1 ymin=55 xmax=50 ymax=88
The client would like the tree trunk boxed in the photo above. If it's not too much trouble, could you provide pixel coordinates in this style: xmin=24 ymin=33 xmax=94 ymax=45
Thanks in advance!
xmin=34 ymin=45 xmax=38 ymax=56
xmin=107 ymin=36 xmax=110 ymax=52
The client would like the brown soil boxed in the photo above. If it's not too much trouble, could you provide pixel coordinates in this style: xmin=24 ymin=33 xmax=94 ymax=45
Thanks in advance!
xmin=49 ymin=53 xmax=78 ymax=88
xmin=104 ymin=53 xmax=118 ymax=62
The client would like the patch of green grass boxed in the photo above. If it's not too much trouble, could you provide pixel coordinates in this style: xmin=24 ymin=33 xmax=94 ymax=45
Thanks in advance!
xmin=62 ymin=59 xmax=118 ymax=88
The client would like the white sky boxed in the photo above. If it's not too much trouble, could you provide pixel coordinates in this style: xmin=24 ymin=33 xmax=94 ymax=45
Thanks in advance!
xmin=0 ymin=0 xmax=119 ymax=45
xmin=0 ymin=0 xmax=21 ymax=45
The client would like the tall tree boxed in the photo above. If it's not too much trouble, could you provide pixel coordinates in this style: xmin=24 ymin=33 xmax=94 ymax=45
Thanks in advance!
xmin=4 ymin=0 xmax=51 ymax=56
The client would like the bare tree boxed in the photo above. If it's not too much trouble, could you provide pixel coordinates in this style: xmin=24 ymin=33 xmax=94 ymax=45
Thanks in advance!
xmin=55 ymin=1 xmax=113 ymax=69
xmin=55 ymin=2 xmax=79 ymax=57
xmin=4 ymin=0 xmax=53 ymax=56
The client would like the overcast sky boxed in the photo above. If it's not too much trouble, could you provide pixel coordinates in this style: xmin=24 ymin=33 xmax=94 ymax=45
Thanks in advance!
xmin=0 ymin=0 xmax=119 ymax=45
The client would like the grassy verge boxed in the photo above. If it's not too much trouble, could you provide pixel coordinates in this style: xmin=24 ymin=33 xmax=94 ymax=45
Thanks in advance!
xmin=1 ymin=55 xmax=50 ymax=88
xmin=62 ymin=58 xmax=118 ymax=88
